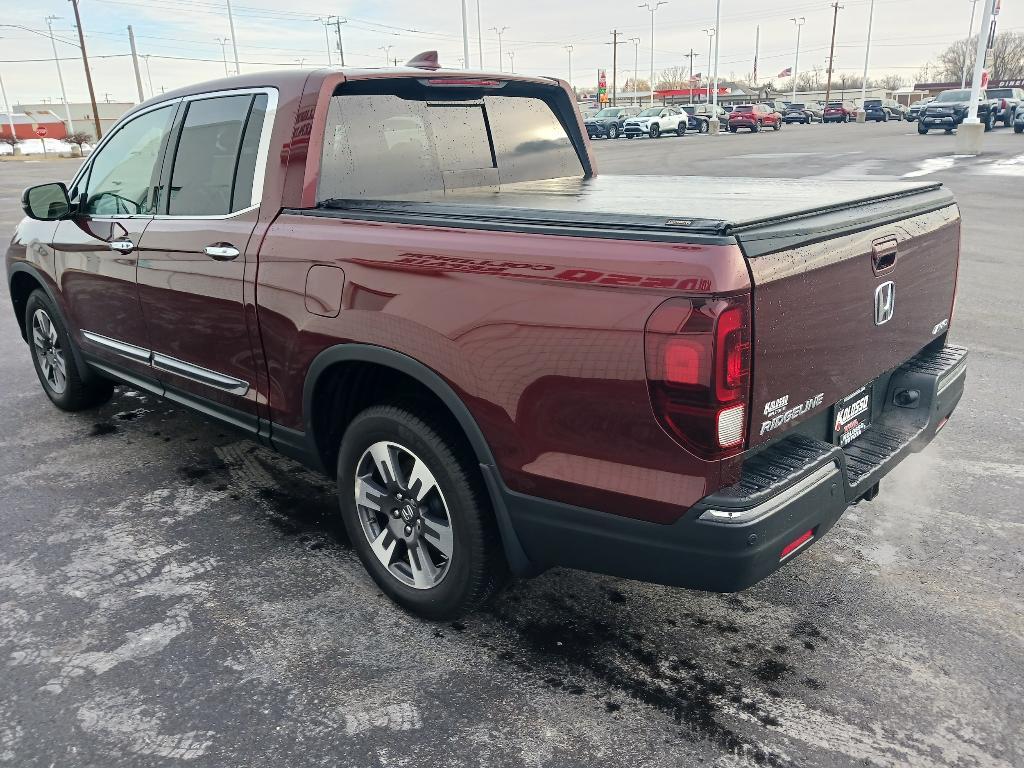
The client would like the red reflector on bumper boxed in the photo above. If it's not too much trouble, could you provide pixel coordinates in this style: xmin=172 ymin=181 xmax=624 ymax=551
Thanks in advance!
xmin=780 ymin=529 xmax=815 ymax=561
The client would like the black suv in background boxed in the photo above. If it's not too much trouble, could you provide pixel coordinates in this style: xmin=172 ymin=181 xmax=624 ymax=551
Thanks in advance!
xmin=863 ymin=98 xmax=903 ymax=121
xmin=987 ymin=87 xmax=1024 ymax=127
xmin=906 ymin=97 xmax=934 ymax=122
xmin=919 ymin=89 xmax=998 ymax=133
xmin=680 ymin=103 xmax=726 ymax=133
xmin=584 ymin=106 xmax=641 ymax=139
xmin=783 ymin=102 xmax=823 ymax=123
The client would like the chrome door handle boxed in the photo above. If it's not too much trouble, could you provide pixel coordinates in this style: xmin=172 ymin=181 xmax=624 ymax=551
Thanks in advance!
xmin=109 ymin=238 xmax=135 ymax=254
xmin=204 ymin=244 xmax=240 ymax=261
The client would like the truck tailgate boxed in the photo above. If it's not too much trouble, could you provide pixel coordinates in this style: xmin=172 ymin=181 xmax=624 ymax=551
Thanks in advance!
xmin=739 ymin=193 xmax=960 ymax=448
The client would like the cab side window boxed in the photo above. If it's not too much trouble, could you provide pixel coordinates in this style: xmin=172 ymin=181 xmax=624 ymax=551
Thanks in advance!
xmin=83 ymin=105 xmax=175 ymax=216
xmin=167 ymin=94 xmax=266 ymax=216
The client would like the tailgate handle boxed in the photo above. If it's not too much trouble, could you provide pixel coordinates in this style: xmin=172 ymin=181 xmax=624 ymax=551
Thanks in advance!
xmin=871 ymin=237 xmax=898 ymax=274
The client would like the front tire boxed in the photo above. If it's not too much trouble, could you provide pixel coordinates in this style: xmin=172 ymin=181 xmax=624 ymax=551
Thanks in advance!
xmin=984 ymin=112 xmax=995 ymax=132
xmin=772 ymin=119 xmax=781 ymax=131
xmin=676 ymin=123 xmax=686 ymax=137
xmin=649 ymin=124 xmax=661 ymax=139
xmin=337 ymin=405 xmax=508 ymax=619
xmin=918 ymin=123 xmax=929 ymax=135
xmin=24 ymin=290 xmax=113 ymax=411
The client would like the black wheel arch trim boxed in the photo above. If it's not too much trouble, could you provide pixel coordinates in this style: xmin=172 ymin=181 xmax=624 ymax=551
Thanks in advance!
xmin=298 ymin=342 xmax=536 ymax=576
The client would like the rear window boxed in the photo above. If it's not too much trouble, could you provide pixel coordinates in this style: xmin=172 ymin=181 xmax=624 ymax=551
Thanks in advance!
xmin=318 ymin=85 xmax=583 ymax=201
xmin=987 ymin=89 xmax=1013 ymax=98
xmin=864 ymin=99 xmax=881 ymax=106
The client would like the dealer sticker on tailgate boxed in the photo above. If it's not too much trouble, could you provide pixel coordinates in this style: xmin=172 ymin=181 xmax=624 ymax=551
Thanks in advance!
xmin=833 ymin=387 xmax=872 ymax=447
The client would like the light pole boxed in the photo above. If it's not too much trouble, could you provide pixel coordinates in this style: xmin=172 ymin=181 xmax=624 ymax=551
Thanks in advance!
xmin=225 ymin=0 xmax=240 ymax=75
xmin=857 ymin=0 xmax=875 ymax=122
xmin=790 ymin=17 xmax=805 ymax=106
xmin=702 ymin=28 xmax=715 ymax=104
xmin=475 ymin=0 xmax=483 ymax=68
xmin=960 ymin=0 xmax=981 ymax=88
xmin=629 ymin=37 xmax=640 ymax=104
xmin=491 ymin=26 xmax=508 ymax=72
xmin=639 ymin=2 xmax=666 ymax=107
xmin=460 ymin=0 xmax=470 ymax=69
xmin=565 ymin=44 xmax=573 ymax=89
xmin=216 ymin=38 xmax=230 ymax=76
xmin=958 ymin=0 xmax=996 ymax=155
xmin=44 ymin=16 xmax=75 ymax=135
xmin=711 ymin=0 xmax=722 ymax=114
xmin=507 ymin=50 xmax=515 ymax=73
xmin=380 ymin=45 xmax=393 ymax=66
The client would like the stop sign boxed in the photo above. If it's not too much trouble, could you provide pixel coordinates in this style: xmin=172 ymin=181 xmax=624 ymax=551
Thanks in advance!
xmin=34 ymin=126 xmax=47 ymax=138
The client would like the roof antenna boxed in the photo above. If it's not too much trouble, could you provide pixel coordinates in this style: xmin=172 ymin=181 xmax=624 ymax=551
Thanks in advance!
xmin=405 ymin=51 xmax=440 ymax=70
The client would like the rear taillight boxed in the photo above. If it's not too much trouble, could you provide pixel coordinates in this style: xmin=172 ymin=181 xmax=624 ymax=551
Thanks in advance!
xmin=645 ymin=296 xmax=752 ymax=459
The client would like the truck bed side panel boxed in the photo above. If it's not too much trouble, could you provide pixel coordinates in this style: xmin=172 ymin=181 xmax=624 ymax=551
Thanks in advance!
xmin=256 ymin=213 xmax=750 ymax=522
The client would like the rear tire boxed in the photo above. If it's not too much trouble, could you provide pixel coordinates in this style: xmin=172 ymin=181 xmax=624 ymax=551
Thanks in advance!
xmin=1015 ymin=123 xmax=1023 ymax=134
xmin=337 ymin=405 xmax=508 ymax=620
xmin=608 ymin=124 xmax=619 ymax=139
xmin=676 ymin=123 xmax=686 ymax=137
xmin=699 ymin=121 xmax=708 ymax=134
xmin=751 ymin=121 xmax=760 ymax=133
xmin=984 ymin=112 xmax=995 ymax=132
xmin=24 ymin=290 xmax=114 ymax=412
xmin=772 ymin=119 xmax=781 ymax=131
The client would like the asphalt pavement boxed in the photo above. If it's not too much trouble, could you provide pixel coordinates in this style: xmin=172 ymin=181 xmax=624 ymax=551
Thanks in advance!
xmin=1 ymin=120 xmax=1022 ymax=767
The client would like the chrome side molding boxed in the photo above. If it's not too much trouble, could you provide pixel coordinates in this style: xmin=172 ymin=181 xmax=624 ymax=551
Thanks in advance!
xmin=81 ymin=330 xmax=249 ymax=395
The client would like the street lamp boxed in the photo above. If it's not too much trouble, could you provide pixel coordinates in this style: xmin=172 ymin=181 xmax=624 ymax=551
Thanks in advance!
xmin=857 ymin=0 xmax=875 ymax=122
xmin=790 ymin=17 xmax=805 ymax=106
xmin=380 ymin=44 xmax=393 ymax=66
xmin=507 ymin=50 xmax=515 ymax=73
xmin=565 ymin=44 xmax=573 ymax=88
xmin=702 ymin=28 xmax=715 ymax=104
xmin=142 ymin=54 xmax=154 ymax=98
xmin=490 ymin=26 xmax=508 ymax=72
xmin=639 ymin=2 xmax=667 ymax=107
xmin=44 ymin=16 xmax=75 ymax=135
xmin=629 ymin=37 xmax=640 ymax=105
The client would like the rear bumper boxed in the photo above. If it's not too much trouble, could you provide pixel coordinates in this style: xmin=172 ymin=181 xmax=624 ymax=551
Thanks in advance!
xmin=496 ymin=344 xmax=967 ymax=591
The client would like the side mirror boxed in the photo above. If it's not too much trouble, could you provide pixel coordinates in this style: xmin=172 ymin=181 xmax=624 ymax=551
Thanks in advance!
xmin=22 ymin=183 xmax=71 ymax=221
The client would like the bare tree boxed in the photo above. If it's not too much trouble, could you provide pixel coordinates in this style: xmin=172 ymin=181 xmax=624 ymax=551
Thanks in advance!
xmin=932 ymin=32 xmax=1024 ymax=83
xmin=1 ymin=134 xmax=21 ymax=153
xmin=622 ymin=77 xmax=650 ymax=94
xmin=66 ymin=131 xmax=92 ymax=148
xmin=654 ymin=66 xmax=688 ymax=90
xmin=876 ymin=73 xmax=906 ymax=91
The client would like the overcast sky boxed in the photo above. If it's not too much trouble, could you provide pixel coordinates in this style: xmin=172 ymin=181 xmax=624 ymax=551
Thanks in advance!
xmin=1 ymin=0 xmax=1021 ymax=107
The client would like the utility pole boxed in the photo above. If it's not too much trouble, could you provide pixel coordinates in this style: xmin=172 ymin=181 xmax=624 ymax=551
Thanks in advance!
xmin=475 ymin=0 xmax=483 ymax=67
xmin=0 ymin=70 xmax=18 ymax=153
xmin=703 ymin=28 xmax=715 ymax=104
xmin=142 ymin=54 xmax=154 ymax=98
xmin=608 ymin=30 xmax=625 ymax=106
xmin=45 ymin=16 xmax=75 ymax=135
xmin=507 ymin=50 xmax=515 ymax=73
xmin=334 ymin=18 xmax=347 ymax=66
xmin=790 ymin=17 xmax=805 ymax=105
xmin=565 ymin=45 xmax=573 ymax=89
xmin=961 ymin=0 xmax=980 ymax=88
xmin=630 ymin=38 xmax=640 ymax=104
xmin=460 ymin=0 xmax=470 ymax=68
xmin=217 ymin=38 xmax=230 ymax=76
xmin=639 ymin=2 xmax=666 ymax=107
xmin=127 ymin=25 xmax=145 ymax=103
xmin=69 ymin=0 xmax=102 ymax=140
xmin=225 ymin=0 xmax=240 ymax=74
xmin=684 ymin=48 xmax=700 ymax=104
xmin=318 ymin=17 xmax=333 ymax=66
xmin=491 ymin=26 xmax=508 ymax=72
xmin=857 ymin=0 xmax=875 ymax=122
xmin=824 ymin=2 xmax=843 ymax=108
xmin=752 ymin=25 xmax=759 ymax=86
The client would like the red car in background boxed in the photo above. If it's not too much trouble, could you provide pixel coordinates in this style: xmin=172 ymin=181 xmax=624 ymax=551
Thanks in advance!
xmin=823 ymin=100 xmax=857 ymax=123
xmin=727 ymin=104 xmax=782 ymax=132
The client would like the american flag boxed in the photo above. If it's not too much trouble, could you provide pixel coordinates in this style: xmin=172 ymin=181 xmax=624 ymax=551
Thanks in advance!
xmin=778 ymin=67 xmax=792 ymax=77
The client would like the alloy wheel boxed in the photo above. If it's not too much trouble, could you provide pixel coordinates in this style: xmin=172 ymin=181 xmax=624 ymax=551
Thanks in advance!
xmin=354 ymin=440 xmax=454 ymax=590
xmin=31 ymin=309 xmax=67 ymax=395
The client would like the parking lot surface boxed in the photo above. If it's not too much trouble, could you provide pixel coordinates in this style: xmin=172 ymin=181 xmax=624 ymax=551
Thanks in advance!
xmin=1 ymin=121 xmax=1022 ymax=767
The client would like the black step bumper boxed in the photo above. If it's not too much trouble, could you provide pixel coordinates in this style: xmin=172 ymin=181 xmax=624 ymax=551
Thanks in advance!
xmin=495 ymin=344 xmax=967 ymax=590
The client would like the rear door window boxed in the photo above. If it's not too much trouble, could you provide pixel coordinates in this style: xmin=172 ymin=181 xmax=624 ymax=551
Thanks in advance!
xmin=318 ymin=88 xmax=583 ymax=201
xmin=167 ymin=94 xmax=264 ymax=216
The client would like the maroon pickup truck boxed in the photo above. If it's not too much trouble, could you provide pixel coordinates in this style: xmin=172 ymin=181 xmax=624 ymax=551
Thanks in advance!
xmin=7 ymin=59 xmax=967 ymax=618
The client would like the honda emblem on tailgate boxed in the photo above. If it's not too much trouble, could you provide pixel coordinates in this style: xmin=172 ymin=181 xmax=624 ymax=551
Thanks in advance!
xmin=874 ymin=281 xmax=895 ymax=325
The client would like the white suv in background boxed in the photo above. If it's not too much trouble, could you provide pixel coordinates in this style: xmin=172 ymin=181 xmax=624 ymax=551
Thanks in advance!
xmin=622 ymin=106 xmax=688 ymax=138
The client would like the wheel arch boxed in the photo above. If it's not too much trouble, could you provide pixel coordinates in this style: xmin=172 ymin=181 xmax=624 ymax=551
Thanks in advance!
xmin=298 ymin=343 xmax=535 ymax=575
